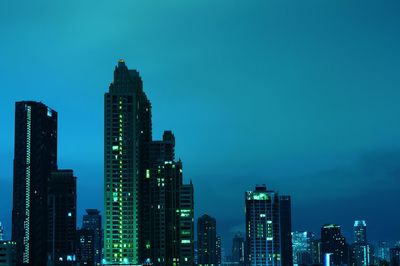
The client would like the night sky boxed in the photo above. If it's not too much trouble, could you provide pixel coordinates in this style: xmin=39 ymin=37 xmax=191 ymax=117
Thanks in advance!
xmin=1 ymin=0 xmax=400 ymax=252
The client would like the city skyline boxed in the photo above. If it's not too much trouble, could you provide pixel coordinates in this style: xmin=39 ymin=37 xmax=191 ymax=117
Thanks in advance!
xmin=1 ymin=0 xmax=400 ymax=253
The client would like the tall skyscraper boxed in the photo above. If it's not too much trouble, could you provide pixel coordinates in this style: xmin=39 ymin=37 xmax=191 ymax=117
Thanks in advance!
xmin=12 ymin=101 xmax=58 ymax=266
xmin=350 ymin=220 xmax=372 ymax=266
xmin=104 ymin=60 xmax=194 ymax=265
xmin=231 ymin=232 xmax=245 ymax=266
xmin=320 ymin=224 xmax=348 ymax=266
xmin=197 ymin=214 xmax=218 ymax=266
xmin=354 ymin=221 xmax=367 ymax=245
xmin=82 ymin=209 xmax=102 ymax=266
xmin=47 ymin=169 xmax=77 ymax=265
xmin=104 ymin=60 xmax=151 ymax=265
xmin=245 ymin=185 xmax=292 ymax=266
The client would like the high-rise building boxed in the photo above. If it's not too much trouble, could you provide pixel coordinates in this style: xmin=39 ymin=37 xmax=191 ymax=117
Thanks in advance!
xmin=0 ymin=222 xmax=3 ymax=241
xmin=231 ymin=232 xmax=245 ymax=266
xmin=197 ymin=214 xmax=218 ymax=266
xmin=216 ymin=236 xmax=222 ymax=266
xmin=279 ymin=196 xmax=293 ymax=266
xmin=245 ymin=185 xmax=292 ymax=266
xmin=354 ymin=221 xmax=367 ymax=245
xmin=104 ymin=60 xmax=194 ymax=265
xmin=47 ymin=169 xmax=77 ymax=265
xmin=179 ymin=183 xmax=195 ymax=266
xmin=104 ymin=60 xmax=151 ymax=265
xmin=350 ymin=220 xmax=371 ymax=266
xmin=320 ymin=224 xmax=348 ymax=266
xmin=82 ymin=209 xmax=102 ymax=266
xmin=76 ymin=229 xmax=95 ymax=266
xmin=12 ymin=101 xmax=58 ymax=266
xmin=292 ymin=231 xmax=314 ymax=266
xmin=0 ymin=241 xmax=16 ymax=266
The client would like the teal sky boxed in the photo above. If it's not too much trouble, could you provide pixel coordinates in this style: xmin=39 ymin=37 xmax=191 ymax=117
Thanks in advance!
xmin=1 ymin=0 xmax=400 ymax=250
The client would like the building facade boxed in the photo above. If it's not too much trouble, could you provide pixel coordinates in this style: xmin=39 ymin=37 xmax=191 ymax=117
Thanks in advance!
xmin=47 ymin=169 xmax=77 ymax=265
xmin=82 ymin=209 xmax=102 ymax=266
xmin=231 ymin=232 xmax=245 ymax=266
xmin=0 ymin=241 xmax=16 ymax=266
xmin=12 ymin=101 xmax=58 ymax=266
xmin=197 ymin=215 xmax=218 ymax=266
xmin=245 ymin=185 xmax=292 ymax=266
xmin=320 ymin=224 xmax=348 ymax=266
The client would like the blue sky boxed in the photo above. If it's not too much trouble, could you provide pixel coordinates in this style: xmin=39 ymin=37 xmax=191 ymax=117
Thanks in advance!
xmin=1 ymin=0 xmax=400 ymax=250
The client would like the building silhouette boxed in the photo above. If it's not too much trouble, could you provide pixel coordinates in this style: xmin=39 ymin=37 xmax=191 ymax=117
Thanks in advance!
xmin=350 ymin=220 xmax=372 ymax=266
xmin=47 ymin=169 xmax=77 ymax=265
xmin=82 ymin=209 xmax=102 ymax=266
xmin=76 ymin=228 xmax=95 ymax=266
xmin=231 ymin=232 xmax=245 ymax=266
xmin=390 ymin=244 xmax=400 ymax=266
xmin=320 ymin=224 xmax=348 ymax=266
xmin=197 ymin=214 xmax=218 ymax=266
xmin=245 ymin=185 xmax=292 ymax=266
xmin=12 ymin=101 xmax=58 ymax=266
xmin=104 ymin=60 xmax=194 ymax=265
xmin=0 ymin=241 xmax=16 ymax=266
xmin=0 ymin=222 xmax=3 ymax=241
xmin=216 ymin=236 xmax=222 ymax=266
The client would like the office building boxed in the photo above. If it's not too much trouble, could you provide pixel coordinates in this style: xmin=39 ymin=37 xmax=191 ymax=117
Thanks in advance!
xmin=217 ymin=236 xmax=222 ymax=266
xmin=376 ymin=241 xmax=390 ymax=263
xmin=197 ymin=214 xmax=217 ymax=266
xmin=390 ymin=245 xmax=400 ymax=266
xmin=82 ymin=209 xmax=102 ymax=266
xmin=0 ymin=241 xmax=16 ymax=266
xmin=47 ymin=169 xmax=77 ymax=265
xmin=292 ymin=231 xmax=315 ymax=266
xmin=104 ymin=60 xmax=151 ymax=265
xmin=350 ymin=220 xmax=371 ymax=266
xmin=320 ymin=224 xmax=348 ymax=266
xmin=104 ymin=60 xmax=194 ymax=265
xmin=12 ymin=101 xmax=58 ymax=266
xmin=76 ymin=229 xmax=95 ymax=266
xmin=245 ymin=185 xmax=292 ymax=266
xmin=231 ymin=232 xmax=245 ymax=266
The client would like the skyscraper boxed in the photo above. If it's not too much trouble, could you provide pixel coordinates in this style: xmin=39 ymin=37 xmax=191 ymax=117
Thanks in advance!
xmin=104 ymin=60 xmax=151 ymax=265
xmin=82 ymin=209 xmax=102 ymax=266
xmin=179 ymin=183 xmax=195 ymax=266
xmin=279 ymin=196 xmax=293 ymax=266
xmin=197 ymin=214 xmax=218 ymax=266
xmin=245 ymin=185 xmax=292 ymax=266
xmin=231 ymin=232 xmax=245 ymax=266
xmin=350 ymin=220 xmax=371 ymax=266
xmin=47 ymin=169 xmax=77 ymax=265
xmin=12 ymin=101 xmax=58 ymax=266
xmin=216 ymin=236 xmax=222 ymax=266
xmin=320 ymin=224 xmax=348 ymax=266
xmin=104 ymin=60 xmax=194 ymax=265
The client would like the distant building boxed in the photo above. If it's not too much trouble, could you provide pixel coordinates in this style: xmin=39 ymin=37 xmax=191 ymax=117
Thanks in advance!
xmin=376 ymin=241 xmax=390 ymax=263
xmin=76 ymin=229 xmax=95 ymax=266
xmin=0 ymin=223 xmax=3 ymax=241
xmin=390 ymin=245 xmax=400 ymax=266
xmin=350 ymin=220 xmax=372 ymax=266
xmin=292 ymin=231 xmax=315 ymax=265
xmin=217 ymin=236 xmax=222 ymax=265
xmin=179 ymin=183 xmax=195 ymax=266
xmin=197 ymin=214 xmax=218 ymax=266
xmin=12 ymin=101 xmax=58 ymax=266
xmin=320 ymin=224 xmax=348 ymax=266
xmin=0 ymin=241 xmax=16 ymax=266
xmin=82 ymin=209 xmax=102 ymax=266
xmin=47 ymin=169 xmax=77 ymax=265
xmin=245 ymin=185 xmax=292 ymax=266
xmin=231 ymin=232 xmax=245 ymax=266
